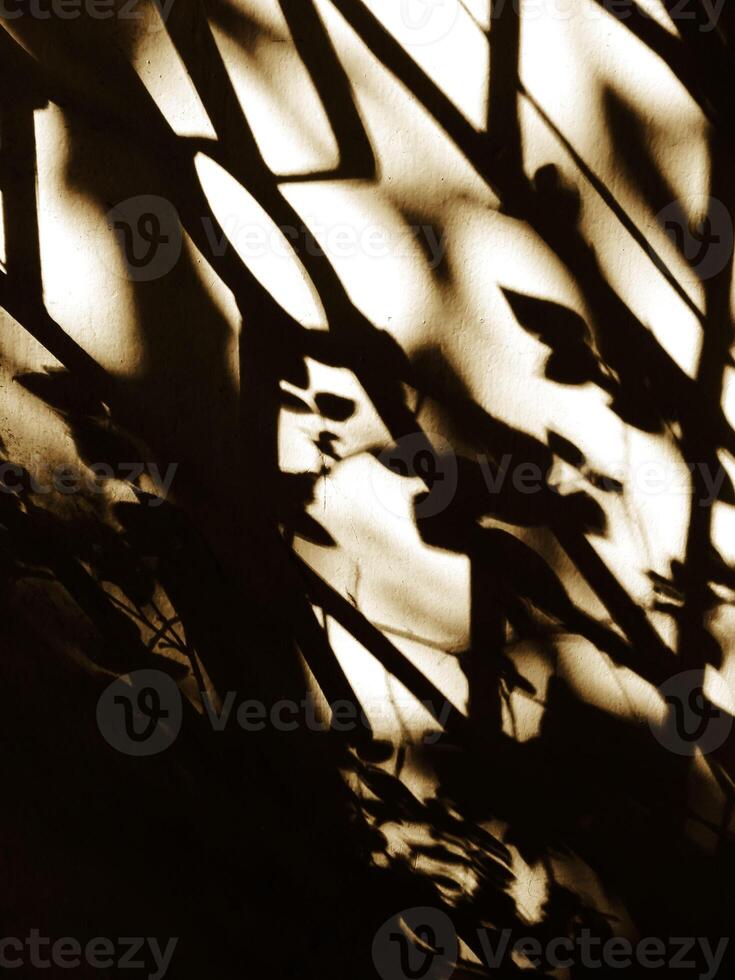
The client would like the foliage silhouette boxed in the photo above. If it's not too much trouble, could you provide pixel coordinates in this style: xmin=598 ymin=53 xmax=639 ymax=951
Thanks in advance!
xmin=1 ymin=3 xmax=735 ymax=976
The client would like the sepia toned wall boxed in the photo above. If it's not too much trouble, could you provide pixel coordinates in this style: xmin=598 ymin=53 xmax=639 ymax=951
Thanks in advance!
xmin=2 ymin=0 xmax=734 ymax=947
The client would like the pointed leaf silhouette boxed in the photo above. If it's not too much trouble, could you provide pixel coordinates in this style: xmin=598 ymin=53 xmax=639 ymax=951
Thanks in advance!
xmin=315 ymin=431 xmax=340 ymax=460
xmin=586 ymin=470 xmax=624 ymax=494
xmin=314 ymin=392 xmax=356 ymax=422
xmin=358 ymin=765 xmax=426 ymax=821
xmin=67 ymin=417 xmax=143 ymax=479
xmin=547 ymin=430 xmax=586 ymax=469
xmin=428 ymin=872 xmax=463 ymax=892
xmin=502 ymin=289 xmax=605 ymax=387
xmin=608 ymin=389 xmax=663 ymax=433
xmin=413 ymin=843 xmax=471 ymax=865
xmin=16 ymin=368 xmax=106 ymax=418
xmin=288 ymin=512 xmax=336 ymax=547
xmin=281 ymin=390 xmax=313 ymax=414
xmin=545 ymin=347 xmax=601 ymax=386
xmin=355 ymin=739 xmax=395 ymax=764
xmin=502 ymin=288 xmax=590 ymax=347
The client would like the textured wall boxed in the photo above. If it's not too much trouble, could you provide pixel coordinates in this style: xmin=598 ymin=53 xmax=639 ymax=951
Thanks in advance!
xmin=2 ymin=0 xmax=734 ymax=962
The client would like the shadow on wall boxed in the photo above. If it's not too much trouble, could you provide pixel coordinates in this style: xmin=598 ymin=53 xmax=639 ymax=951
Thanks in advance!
xmin=0 ymin=2 xmax=734 ymax=976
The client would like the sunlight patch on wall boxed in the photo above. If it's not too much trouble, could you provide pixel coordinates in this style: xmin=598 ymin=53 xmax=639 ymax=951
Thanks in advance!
xmin=520 ymin=0 xmax=709 ymax=378
xmin=126 ymin=13 xmax=217 ymax=138
xmin=635 ymin=0 xmax=682 ymax=33
xmin=581 ymin=181 xmax=704 ymax=380
xmin=445 ymin=200 xmax=612 ymax=446
xmin=519 ymin=100 xmax=705 ymax=380
xmin=704 ymin=662 xmax=735 ymax=719
xmin=321 ymin=615 xmax=467 ymax=743
xmin=580 ymin=1 xmax=711 ymax=316
xmin=0 ymin=345 xmax=79 ymax=497
xmin=318 ymin=0 xmax=497 ymax=215
xmin=355 ymin=0 xmax=489 ymax=129
xmin=210 ymin=8 xmax=341 ymax=176
xmin=717 ymin=606 xmax=735 ymax=707
xmin=585 ymin=214 xmax=703 ymax=381
xmin=712 ymin=499 xmax=735 ymax=566
xmin=559 ymin=634 xmax=654 ymax=723
xmin=438 ymin=196 xmax=694 ymax=622
xmin=463 ymin=0 xmax=490 ymax=29
xmin=194 ymin=153 xmax=327 ymax=327
xmin=278 ymin=356 xmax=393 ymax=474
xmin=721 ymin=366 xmax=735 ymax=434
xmin=0 ymin=309 xmax=65 ymax=380
xmin=293 ymin=451 xmax=471 ymax=651
xmin=34 ymin=106 xmax=144 ymax=375
xmin=593 ymin=429 xmax=690 ymax=597
xmin=580 ymin=0 xmax=708 ymax=120
xmin=520 ymin=0 xmax=595 ymax=147
xmin=507 ymin=849 xmax=548 ymax=925
xmin=281 ymin=182 xmax=440 ymax=338
xmin=502 ymin=641 xmax=550 ymax=743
